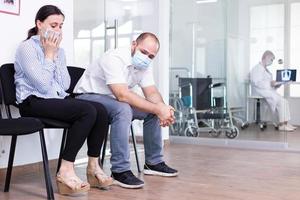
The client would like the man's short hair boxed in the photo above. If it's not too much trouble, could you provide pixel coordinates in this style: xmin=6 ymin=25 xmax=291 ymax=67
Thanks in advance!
xmin=136 ymin=32 xmax=160 ymax=48
xmin=262 ymin=50 xmax=275 ymax=60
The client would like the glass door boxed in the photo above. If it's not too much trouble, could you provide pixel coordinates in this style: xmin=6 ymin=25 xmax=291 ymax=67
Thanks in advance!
xmin=170 ymin=0 xmax=228 ymax=138
xmin=74 ymin=0 xmax=105 ymax=67
xmin=105 ymin=0 xmax=159 ymax=50
xmin=74 ymin=0 xmax=159 ymax=68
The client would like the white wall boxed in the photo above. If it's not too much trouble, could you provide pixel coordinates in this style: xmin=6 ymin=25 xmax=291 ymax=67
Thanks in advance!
xmin=0 ymin=1 xmax=73 ymax=168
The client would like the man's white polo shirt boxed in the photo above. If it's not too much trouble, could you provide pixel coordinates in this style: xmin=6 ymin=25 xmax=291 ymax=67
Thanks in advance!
xmin=74 ymin=46 xmax=155 ymax=98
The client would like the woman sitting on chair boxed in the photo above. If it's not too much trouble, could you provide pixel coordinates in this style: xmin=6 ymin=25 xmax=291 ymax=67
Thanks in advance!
xmin=14 ymin=5 xmax=113 ymax=195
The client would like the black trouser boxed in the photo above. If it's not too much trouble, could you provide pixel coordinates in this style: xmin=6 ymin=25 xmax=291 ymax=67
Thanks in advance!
xmin=19 ymin=95 xmax=109 ymax=162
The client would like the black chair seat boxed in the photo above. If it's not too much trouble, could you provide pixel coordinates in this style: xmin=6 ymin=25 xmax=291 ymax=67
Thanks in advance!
xmin=38 ymin=118 xmax=71 ymax=128
xmin=197 ymin=112 xmax=229 ymax=119
xmin=0 ymin=118 xmax=44 ymax=136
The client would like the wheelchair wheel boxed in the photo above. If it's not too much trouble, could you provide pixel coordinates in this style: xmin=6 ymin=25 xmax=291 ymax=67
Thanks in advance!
xmin=225 ymin=126 xmax=239 ymax=139
xmin=259 ymin=123 xmax=265 ymax=131
xmin=241 ymin=123 xmax=249 ymax=130
xmin=184 ymin=126 xmax=198 ymax=137
xmin=209 ymin=129 xmax=221 ymax=137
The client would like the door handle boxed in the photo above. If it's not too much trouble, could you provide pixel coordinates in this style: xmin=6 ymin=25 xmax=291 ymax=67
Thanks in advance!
xmin=104 ymin=19 xmax=118 ymax=51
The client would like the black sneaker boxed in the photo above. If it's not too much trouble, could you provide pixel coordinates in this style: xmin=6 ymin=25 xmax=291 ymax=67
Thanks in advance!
xmin=144 ymin=162 xmax=178 ymax=177
xmin=112 ymin=170 xmax=144 ymax=189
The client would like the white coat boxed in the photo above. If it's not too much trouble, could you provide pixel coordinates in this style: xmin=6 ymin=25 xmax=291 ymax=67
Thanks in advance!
xmin=250 ymin=63 xmax=281 ymax=112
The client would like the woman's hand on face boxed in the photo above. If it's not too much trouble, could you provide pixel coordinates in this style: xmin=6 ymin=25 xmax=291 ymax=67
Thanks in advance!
xmin=41 ymin=31 xmax=62 ymax=61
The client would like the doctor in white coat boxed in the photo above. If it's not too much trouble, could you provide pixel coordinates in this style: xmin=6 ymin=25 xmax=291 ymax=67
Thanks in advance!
xmin=250 ymin=50 xmax=296 ymax=132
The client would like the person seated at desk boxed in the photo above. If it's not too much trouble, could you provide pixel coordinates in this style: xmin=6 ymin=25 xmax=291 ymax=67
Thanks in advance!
xmin=250 ymin=50 xmax=296 ymax=132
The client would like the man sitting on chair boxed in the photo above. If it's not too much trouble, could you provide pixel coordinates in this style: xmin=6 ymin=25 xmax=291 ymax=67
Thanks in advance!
xmin=74 ymin=32 xmax=178 ymax=189
xmin=250 ymin=50 xmax=296 ymax=132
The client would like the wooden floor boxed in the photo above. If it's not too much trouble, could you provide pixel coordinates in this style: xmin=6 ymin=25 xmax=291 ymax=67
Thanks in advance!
xmin=1 ymin=144 xmax=300 ymax=200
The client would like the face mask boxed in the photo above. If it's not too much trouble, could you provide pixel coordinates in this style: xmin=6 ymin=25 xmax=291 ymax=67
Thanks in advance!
xmin=41 ymin=27 xmax=61 ymax=39
xmin=132 ymin=50 xmax=152 ymax=70
xmin=266 ymin=61 xmax=273 ymax=67
xmin=266 ymin=60 xmax=273 ymax=67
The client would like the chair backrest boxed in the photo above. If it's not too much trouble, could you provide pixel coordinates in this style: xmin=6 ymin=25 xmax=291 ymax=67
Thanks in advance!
xmin=0 ymin=80 xmax=2 ymax=105
xmin=66 ymin=66 xmax=85 ymax=94
xmin=0 ymin=64 xmax=85 ymax=107
xmin=178 ymin=77 xmax=212 ymax=110
xmin=0 ymin=80 xmax=3 ymax=119
xmin=0 ymin=63 xmax=17 ymax=107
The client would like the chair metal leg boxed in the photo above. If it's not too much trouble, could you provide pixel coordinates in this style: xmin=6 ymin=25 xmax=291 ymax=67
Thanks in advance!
xmin=100 ymin=131 xmax=108 ymax=166
xmin=39 ymin=130 xmax=55 ymax=200
xmin=56 ymin=129 xmax=67 ymax=174
xmin=256 ymin=99 xmax=261 ymax=124
xmin=4 ymin=135 xmax=17 ymax=192
xmin=130 ymin=125 xmax=141 ymax=173
xmin=100 ymin=126 xmax=141 ymax=173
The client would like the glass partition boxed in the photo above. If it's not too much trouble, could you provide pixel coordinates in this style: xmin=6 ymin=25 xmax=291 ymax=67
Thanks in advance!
xmin=226 ymin=0 xmax=287 ymax=145
xmin=170 ymin=0 xmax=300 ymax=150
xmin=170 ymin=0 xmax=230 ymax=138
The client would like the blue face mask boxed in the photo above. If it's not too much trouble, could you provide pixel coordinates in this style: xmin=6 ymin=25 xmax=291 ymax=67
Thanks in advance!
xmin=132 ymin=50 xmax=152 ymax=70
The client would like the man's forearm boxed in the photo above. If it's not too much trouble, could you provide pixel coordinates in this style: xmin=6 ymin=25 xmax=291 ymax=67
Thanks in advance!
xmin=118 ymin=90 xmax=160 ymax=114
xmin=146 ymin=92 xmax=164 ymax=104
xmin=110 ymin=84 xmax=174 ymax=123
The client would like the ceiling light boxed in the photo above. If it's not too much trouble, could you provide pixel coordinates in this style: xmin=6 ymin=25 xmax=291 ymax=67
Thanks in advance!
xmin=196 ymin=0 xmax=218 ymax=4
xmin=123 ymin=6 xmax=131 ymax=10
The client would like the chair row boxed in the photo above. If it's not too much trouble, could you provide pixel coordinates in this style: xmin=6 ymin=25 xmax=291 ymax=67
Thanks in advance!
xmin=0 ymin=63 xmax=140 ymax=199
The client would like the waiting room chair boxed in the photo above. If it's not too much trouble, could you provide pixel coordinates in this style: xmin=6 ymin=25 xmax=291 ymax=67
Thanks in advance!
xmin=0 ymin=63 xmax=73 ymax=176
xmin=101 ymin=124 xmax=141 ymax=172
xmin=0 ymin=64 xmax=102 ymax=174
xmin=66 ymin=66 xmax=85 ymax=94
xmin=65 ymin=66 xmax=141 ymax=172
xmin=0 ymin=81 xmax=54 ymax=199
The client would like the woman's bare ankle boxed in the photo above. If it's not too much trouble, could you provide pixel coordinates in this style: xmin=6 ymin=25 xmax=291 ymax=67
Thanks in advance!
xmin=87 ymin=157 xmax=101 ymax=170
xmin=58 ymin=160 xmax=76 ymax=176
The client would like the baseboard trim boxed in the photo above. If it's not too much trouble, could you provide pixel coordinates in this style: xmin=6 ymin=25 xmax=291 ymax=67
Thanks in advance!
xmin=0 ymin=137 xmax=172 ymax=179
xmin=132 ymin=135 xmax=170 ymax=148
xmin=133 ymin=135 xmax=143 ymax=143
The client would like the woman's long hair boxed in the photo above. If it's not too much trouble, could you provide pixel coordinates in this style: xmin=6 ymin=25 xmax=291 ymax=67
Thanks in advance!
xmin=26 ymin=5 xmax=64 ymax=40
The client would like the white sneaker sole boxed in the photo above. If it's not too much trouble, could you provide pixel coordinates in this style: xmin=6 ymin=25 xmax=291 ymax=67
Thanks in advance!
xmin=113 ymin=180 xmax=144 ymax=189
xmin=143 ymin=169 xmax=179 ymax=177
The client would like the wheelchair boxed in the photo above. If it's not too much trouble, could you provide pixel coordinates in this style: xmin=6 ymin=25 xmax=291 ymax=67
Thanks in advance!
xmin=170 ymin=78 xmax=239 ymax=139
